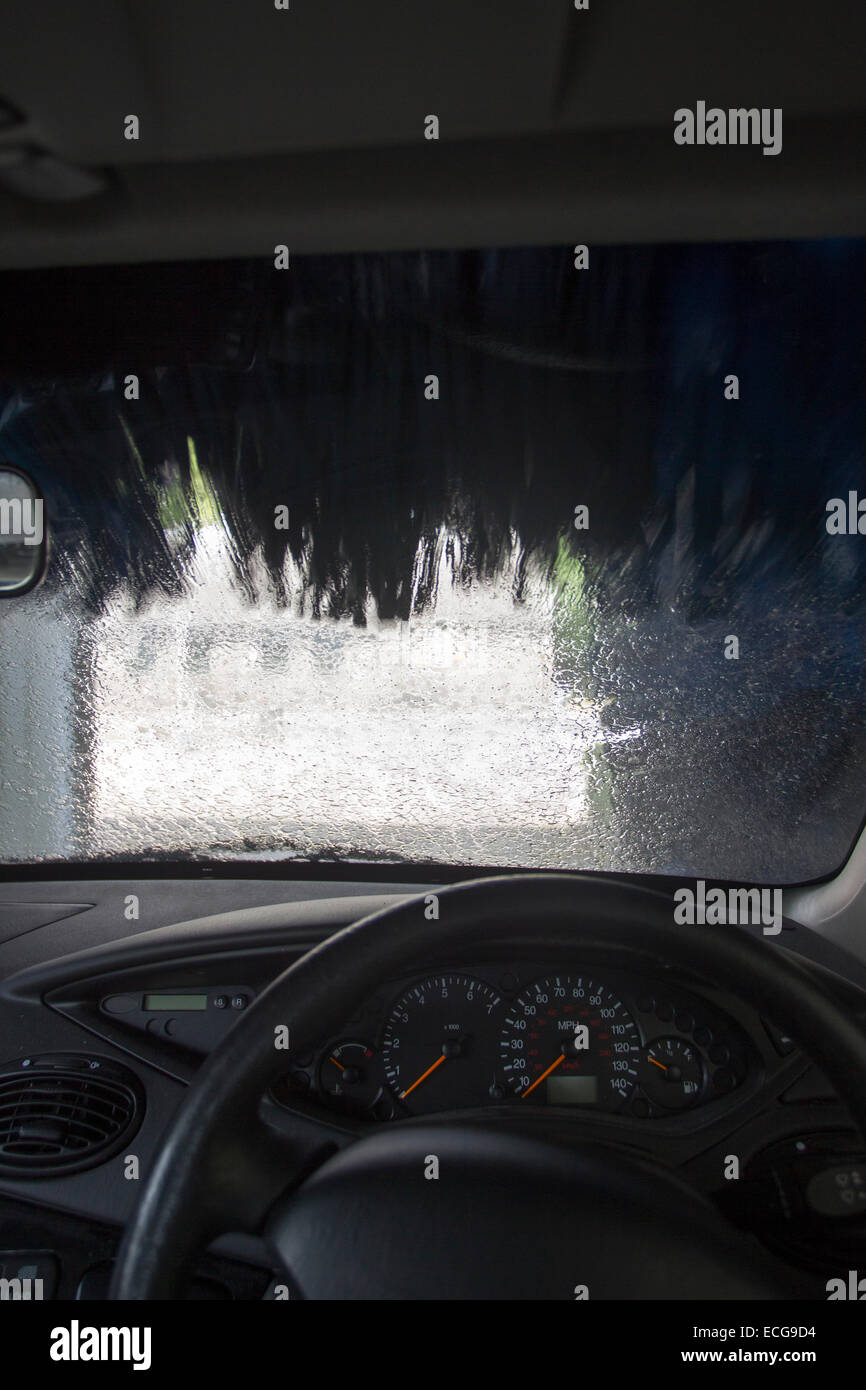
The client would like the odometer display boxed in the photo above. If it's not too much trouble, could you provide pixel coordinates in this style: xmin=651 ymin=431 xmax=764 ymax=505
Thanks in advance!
xmin=499 ymin=975 xmax=640 ymax=1109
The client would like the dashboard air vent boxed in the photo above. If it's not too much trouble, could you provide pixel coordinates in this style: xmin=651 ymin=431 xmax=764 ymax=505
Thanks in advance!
xmin=0 ymin=1054 xmax=143 ymax=1177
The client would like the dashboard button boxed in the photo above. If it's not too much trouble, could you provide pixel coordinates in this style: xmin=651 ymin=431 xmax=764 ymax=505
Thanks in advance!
xmin=101 ymin=994 xmax=138 ymax=1015
xmin=213 ymin=995 xmax=228 ymax=1009
xmin=231 ymin=995 xmax=246 ymax=1010
xmin=805 ymin=1165 xmax=866 ymax=1218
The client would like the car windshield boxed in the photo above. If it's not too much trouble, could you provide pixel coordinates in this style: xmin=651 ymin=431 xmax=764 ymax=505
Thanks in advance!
xmin=1 ymin=239 xmax=865 ymax=881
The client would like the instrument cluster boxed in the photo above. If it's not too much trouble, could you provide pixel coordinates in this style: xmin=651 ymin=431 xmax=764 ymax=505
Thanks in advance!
xmin=283 ymin=963 xmax=754 ymax=1121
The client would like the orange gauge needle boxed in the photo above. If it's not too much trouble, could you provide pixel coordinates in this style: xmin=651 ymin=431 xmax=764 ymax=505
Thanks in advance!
xmin=521 ymin=1052 xmax=565 ymax=1099
xmin=400 ymin=1052 xmax=446 ymax=1100
xmin=648 ymin=1056 xmax=668 ymax=1072
xmin=329 ymin=1056 xmax=345 ymax=1072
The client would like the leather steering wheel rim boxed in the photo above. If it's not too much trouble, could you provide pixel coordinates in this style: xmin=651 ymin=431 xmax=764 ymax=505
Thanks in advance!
xmin=110 ymin=873 xmax=866 ymax=1299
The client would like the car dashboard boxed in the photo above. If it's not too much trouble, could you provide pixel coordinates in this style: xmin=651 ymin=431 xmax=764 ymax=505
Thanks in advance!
xmin=1 ymin=877 xmax=866 ymax=1299
xmin=277 ymin=962 xmax=755 ymax=1123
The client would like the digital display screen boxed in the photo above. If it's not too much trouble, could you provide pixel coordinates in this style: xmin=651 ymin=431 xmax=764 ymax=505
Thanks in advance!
xmin=547 ymin=1075 xmax=598 ymax=1105
xmin=143 ymin=993 xmax=208 ymax=1012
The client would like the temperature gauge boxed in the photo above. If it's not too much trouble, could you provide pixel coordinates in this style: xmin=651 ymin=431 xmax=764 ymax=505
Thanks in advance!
xmin=318 ymin=1040 xmax=384 ymax=1114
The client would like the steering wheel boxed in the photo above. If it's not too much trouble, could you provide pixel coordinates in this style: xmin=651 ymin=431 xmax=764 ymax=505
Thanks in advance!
xmin=110 ymin=875 xmax=866 ymax=1300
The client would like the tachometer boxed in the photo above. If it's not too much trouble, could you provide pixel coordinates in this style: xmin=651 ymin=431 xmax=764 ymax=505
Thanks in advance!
xmin=382 ymin=974 xmax=502 ymax=1115
xmin=499 ymin=975 xmax=640 ymax=1109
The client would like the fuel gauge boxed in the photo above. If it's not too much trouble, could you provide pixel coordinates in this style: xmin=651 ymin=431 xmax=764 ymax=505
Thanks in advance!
xmin=318 ymin=1040 xmax=384 ymax=1114
xmin=642 ymin=1037 xmax=705 ymax=1110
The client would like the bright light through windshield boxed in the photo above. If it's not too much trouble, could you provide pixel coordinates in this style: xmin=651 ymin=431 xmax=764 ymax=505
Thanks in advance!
xmin=1 ymin=239 xmax=865 ymax=880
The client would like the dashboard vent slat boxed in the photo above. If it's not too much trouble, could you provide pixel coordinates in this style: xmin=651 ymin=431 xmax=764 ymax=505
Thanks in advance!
xmin=0 ymin=1056 xmax=144 ymax=1177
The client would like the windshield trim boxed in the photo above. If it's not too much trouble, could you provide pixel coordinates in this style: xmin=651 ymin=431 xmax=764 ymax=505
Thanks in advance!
xmin=0 ymin=849 xmax=856 ymax=893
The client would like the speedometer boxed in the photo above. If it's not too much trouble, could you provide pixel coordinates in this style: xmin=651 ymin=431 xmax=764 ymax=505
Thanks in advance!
xmin=382 ymin=973 xmax=502 ymax=1115
xmin=499 ymin=975 xmax=640 ymax=1110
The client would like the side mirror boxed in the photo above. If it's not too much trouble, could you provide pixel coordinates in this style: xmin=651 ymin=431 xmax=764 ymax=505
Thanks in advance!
xmin=0 ymin=467 xmax=46 ymax=595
